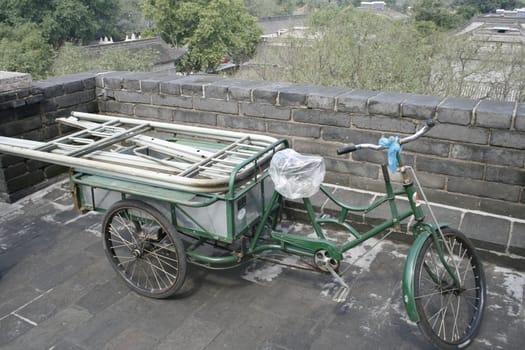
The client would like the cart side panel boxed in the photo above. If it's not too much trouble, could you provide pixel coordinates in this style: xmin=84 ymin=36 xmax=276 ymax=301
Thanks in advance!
xmin=175 ymin=176 xmax=275 ymax=242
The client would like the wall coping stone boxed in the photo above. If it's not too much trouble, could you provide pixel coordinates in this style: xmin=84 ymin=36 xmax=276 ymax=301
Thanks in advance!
xmin=437 ymin=97 xmax=478 ymax=125
xmin=475 ymin=100 xmax=516 ymax=129
xmin=0 ymin=71 xmax=32 ymax=93
xmin=514 ymin=103 xmax=525 ymax=131
xmin=401 ymin=94 xmax=444 ymax=120
xmin=368 ymin=91 xmax=411 ymax=117
xmin=336 ymin=89 xmax=378 ymax=114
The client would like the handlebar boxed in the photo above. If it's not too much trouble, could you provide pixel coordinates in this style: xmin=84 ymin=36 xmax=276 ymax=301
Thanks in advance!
xmin=336 ymin=119 xmax=435 ymax=155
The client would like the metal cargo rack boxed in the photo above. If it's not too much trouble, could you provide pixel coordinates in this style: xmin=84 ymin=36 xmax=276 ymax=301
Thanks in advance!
xmin=0 ymin=112 xmax=288 ymax=244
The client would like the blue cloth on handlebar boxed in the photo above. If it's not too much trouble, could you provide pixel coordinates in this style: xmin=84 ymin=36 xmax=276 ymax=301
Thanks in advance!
xmin=379 ymin=136 xmax=402 ymax=172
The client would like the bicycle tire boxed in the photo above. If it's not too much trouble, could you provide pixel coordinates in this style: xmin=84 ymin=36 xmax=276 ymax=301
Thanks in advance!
xmin=413 ymin=227 xmax=486 ymax=349
xmin=102 ymin=199 xmax=187 ymax=298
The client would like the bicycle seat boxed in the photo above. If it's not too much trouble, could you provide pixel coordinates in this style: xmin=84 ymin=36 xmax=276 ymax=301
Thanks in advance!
xmin=269 ymin=149 xmax=325 ymax=199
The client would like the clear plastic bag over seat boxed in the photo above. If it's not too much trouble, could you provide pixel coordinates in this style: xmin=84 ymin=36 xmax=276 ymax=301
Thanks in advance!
xmin=269 ymin=149 xmax=325 ymax=199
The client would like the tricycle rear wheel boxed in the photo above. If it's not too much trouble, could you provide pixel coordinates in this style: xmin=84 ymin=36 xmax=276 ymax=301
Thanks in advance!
xmin=102 ymin=199 xmax=187 ymax=298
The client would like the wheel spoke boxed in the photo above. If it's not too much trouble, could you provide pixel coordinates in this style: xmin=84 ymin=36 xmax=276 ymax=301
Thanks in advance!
xmin=414 ymin=229 xmax=485 ymax=347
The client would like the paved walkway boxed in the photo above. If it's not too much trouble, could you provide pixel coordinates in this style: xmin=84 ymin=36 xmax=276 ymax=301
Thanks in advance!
xmin=0 ymin=180 xmax=523 ymax=350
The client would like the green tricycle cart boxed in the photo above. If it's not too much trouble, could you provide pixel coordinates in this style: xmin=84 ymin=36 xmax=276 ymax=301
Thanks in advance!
xmin=0 ymin=112 xmax=486 ymax=349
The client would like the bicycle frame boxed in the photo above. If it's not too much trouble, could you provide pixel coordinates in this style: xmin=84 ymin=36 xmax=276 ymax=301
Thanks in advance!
xmin=248 ymin=162 xmax=427 ymax=262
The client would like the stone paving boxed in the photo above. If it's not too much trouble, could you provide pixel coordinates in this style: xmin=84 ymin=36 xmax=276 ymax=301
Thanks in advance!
xmin=0 ymin=179 xmax=524 ymax=350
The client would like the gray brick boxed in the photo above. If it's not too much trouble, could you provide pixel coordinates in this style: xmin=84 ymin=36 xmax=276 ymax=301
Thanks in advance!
xmin=55 ymin=90 xmax=96 ymax=108
xmin=139 ymin=79 xmax=160 ymax=93
xmin=240 ymin=102 xmax=290 ymax=120
xmin=402 ymin=94 xmax=443 ymax=120
xmin=114 ymin=91 xmax=151 ymax=104
xmin=479 ymin=197 xmax=525 ymax=219
xmin=460 ymin=212 xmax=510 ymax=246
xmin=267 ymin=121 xmax=320 ymax=138
xmin=173 ymin=110 xmax=216 ymax=126
xmin=352 ymin=115 xmax=417 ymax=134
xmin=205 ymin=84 xmax=228 ymax=100
xmin=135 ymin=105 xmax=173 ymax=121
xmin=436 ymin=97 xmax=476 ymax=125
xmin=193 ymin=97 xmax=238 ymax=114
xmin=475 ymin=100 xmax=514 ymax=129
xmin=213 ymin=79 xmax=269 ymax=102
xmin=100 ymin=100 xmax=134 ymax=115
xmin=416 ymin=171 xmax=446 ymax=189
xmin=351 ymin=148 xmax=388 ymax=164
xmin=0 ymin=315 xmax=34 ymax=346
xmin=121 ymin=77 xmax=143 ymax=91
xmin=180 ymin=75 xmax=223 ymax=96
xmin=43 ymin=164 xmax=67 ymax=178
xmin=99 ymin=73 xmax=124 ymax=90
xmin=421 ymin=204 xmax=462 ymax=228
xmin=253 ymin=82 xmax=291 ymax=104
xmin=217 ymin=114 xmax=266 ymax=132
xmin=368 ymin=92 xmax=410 ymax=117
xmin=77 ymin=280 xmax=130 ymax=314
xmin=516 ymin=103 xmax=525 ymax=131
xmin=32 ymin=81 xmax=64 ymax=98
xmin=427 ymin=124 xmax=489 ymax=144
xmin=486 ymin=166 xmax=525 ymax=186
xmin=63 ymin=80 xmax=84 ymax=94
xmin=151 ymin=94 xmax=192 ymax=109
xmin=404 ymin=138 xmax=450 ymax=157
xmin=306 ymin=86 xmax=348 ymax=110
xmin=82 ymin=77 xmax=96 ymax=90
xmin=0 ymin=162 xmax=26 ymax=182
xmin=5 ymin=170 xmax=44 ymax=192
xmin=278 ymin=84 xmax=318 ymax=107
xmin=0 ymin=91 xmax=17 ymax=103
xmin=491 ymin=129 xmax=525 ymax=149
xmin=324 ymin=158 xmax=379 ymax=178
xmin=0 ymin=155 xmax=24 ymax=168
xmin=292 ymin=139 xmax=340 ymax=158
xmin=510 ymin=222 xmax=525 ymax=250
xmin=0 ymin=115 xmax=42 ymax=136
xmin=337 ymin=90 xmax=378 ymax=113
xmin=416 ymin=156 xmax=484 ymax=179
xmin=451 ymin=144 xmax=524 ymax=167
xmin=293 ymin=109 xmax=350 ymax=127
xmin=160 ymin=79 xmax=183 ymax=95
xmin=322 ymin=126 xmax=382 ymax=144
xmin=448 ymin=176 xmax=520 ymax=201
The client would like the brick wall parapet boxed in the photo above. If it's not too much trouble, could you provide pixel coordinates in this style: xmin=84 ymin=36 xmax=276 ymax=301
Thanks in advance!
xmin=0 ymin=72 xmax=99 ymax=202
xmin=0 ymin=71 xmax=524 ymax=256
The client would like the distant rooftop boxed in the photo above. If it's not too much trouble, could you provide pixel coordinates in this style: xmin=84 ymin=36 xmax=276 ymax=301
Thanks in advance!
xmin=84 ymin=37 xmax=187 ymax=71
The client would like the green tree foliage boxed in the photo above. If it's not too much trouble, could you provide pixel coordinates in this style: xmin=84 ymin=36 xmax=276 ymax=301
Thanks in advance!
xmin=0 ymin=23 xmax=54 ymax=79
xmin=244 ymin=0 xmax=281 ymax=17
xmin=50 ymin=43 xmax=158 ymax=77
xmin=239 ymin=7 xmax=525 ymax=101
xmin=0 ymin=0 xmax=120 ymax=48
xmin=412 ymin=0 xmax=463 ymax=30
xmin=453 ymin=0 xmax=524 ymax=13
xmin=143 ymin=0 xmax=261 ymax=72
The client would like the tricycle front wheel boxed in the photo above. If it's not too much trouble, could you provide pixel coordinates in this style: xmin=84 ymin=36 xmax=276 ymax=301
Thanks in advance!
xmin=414 ymin=228 xmax=486 ymax=349
xmin=102 ymin=199 xmax=187 ymax=298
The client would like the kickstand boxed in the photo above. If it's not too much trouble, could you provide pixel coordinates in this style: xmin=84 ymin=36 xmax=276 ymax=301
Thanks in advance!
xmin=326 ymin=265 xmax=349 ymax=303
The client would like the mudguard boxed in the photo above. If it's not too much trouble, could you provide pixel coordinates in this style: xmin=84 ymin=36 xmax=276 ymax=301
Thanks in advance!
xmin=402 ymin=224 xmax=448 ymax=322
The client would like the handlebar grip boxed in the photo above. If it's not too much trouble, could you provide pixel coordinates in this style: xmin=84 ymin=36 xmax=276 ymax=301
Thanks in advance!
xmin=337 ymin=144 xmax=357 ymax=155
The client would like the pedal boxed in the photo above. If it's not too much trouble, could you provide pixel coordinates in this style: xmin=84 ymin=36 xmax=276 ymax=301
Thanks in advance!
xmin=333 ymin=285 xmax=349 ymax=303
xmin=325 ymin=264 xmax=350 ymax=303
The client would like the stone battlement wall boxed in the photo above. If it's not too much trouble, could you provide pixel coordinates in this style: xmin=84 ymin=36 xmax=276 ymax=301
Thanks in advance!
xmin=0 ymin=71 xmax=524 ymax=255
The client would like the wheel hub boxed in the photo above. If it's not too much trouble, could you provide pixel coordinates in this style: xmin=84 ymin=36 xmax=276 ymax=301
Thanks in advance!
xmin=314 ymin=249 xmax=340 ymax=272
xmin=132 ymin=248 xmax=142 ymax=258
